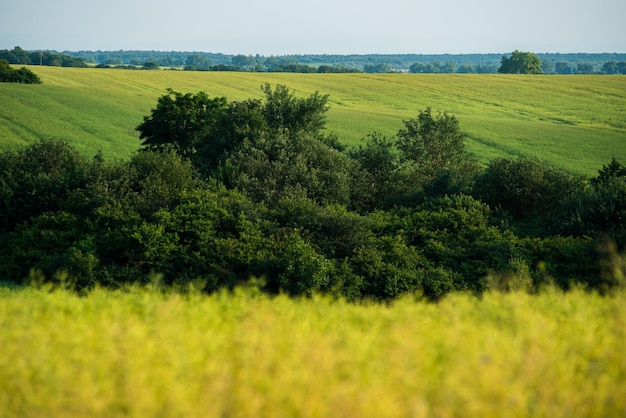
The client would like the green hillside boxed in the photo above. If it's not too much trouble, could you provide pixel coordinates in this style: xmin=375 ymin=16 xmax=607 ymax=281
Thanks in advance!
xmin=1 ymin=66 xmax=624 ymax=175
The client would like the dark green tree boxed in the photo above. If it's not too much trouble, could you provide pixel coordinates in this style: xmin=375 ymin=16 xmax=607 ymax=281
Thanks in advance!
xmin=349 ymin=133 xmax=400 ymax=210
xmin=184 ymin=54 xmax=212 ymax=70
xmin=0 ymin=59 xmax=42 ymax=84
xmin=591 ymin=158 xmax=626 ymax=187
xmin=601 ymin=61 xmax=618 ymax=74
xmin=395 ymin=108 xmax=478 ymax=198
xmin=223 ymin=129 xmax=355 ymax=206
xmin=231 ymin=55 xmax=258 ymax=70
xmin=555 ymin=62 xmax=572 ymax=74
xmin=473 ymin=157 xmax=583 ymax=223
xmin=562 ymin=159 xmax=626 ymax=247
xmin=136 ymin=89 xmax=228 ymax=159
xmin=498 ymin=50 xmax=543 ymax=74
xmin=576 ymin=63 xmax=594 ymax=74
xmin=260 ymin=83 xmax=329 ymax=136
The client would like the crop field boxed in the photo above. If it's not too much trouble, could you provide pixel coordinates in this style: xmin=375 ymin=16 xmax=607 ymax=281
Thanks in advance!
xmin=0 ymin=284 xmax=624 ymax=417
xmin=0 ymin=66 xmax=624 ymax=175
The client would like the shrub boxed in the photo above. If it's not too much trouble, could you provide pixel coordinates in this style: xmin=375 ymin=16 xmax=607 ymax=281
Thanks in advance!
xmin=473 ymin=157 xmax=583 ymax=222
xmin=0 ymin=59 xmax=42 ymax=83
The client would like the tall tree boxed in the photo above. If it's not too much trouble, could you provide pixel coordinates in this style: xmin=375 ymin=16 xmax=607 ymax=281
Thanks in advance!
xmin=136 ymin=89 xmax=228 ymax=159
xmin=498 ymin=50 xmax=543 ymax=74
xmin=395 ymin=108 xmax=477 ymax=193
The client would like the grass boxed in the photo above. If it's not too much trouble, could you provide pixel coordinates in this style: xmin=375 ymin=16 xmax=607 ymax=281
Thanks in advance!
xmin=1 ymin=67 xmax=625 ymax=174
xmin=0 ymin=284 xmax=624 ymax=417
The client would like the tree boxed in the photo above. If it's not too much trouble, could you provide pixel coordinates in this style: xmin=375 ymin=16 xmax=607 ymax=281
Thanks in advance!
xmin=473 ymin=157 xmax=583 ymax=222
xmin=395 ymin=108 xmax=478 ymax=197
xmin=142 ymin=60 xmax=160 ymax=70
xmin=555 ymin=62 xmax=572 ymax=74
xmin=364 ymin=63 xmax=393 ymax=73
xmin=0 ymin=59 xmax=42 ymax=84
xmin=498 ymin=50 xmax=543 ymax=74
xmin=136 ymin=89 xmax=228 ymax=159
xmin=601 ymin=61 xmax=618 ymax=74
xmin=349 ymin=133 xmax=399 ymax=210
xmin=223 ymin=129 xmax=355 ymax=206
xmin=184 ymin=54 xmax=212 ymax=71
xmin=260 ymin=83 xmax=330 ymax=136
xmin=195 ymin=83 xmax=331 ymax=174
xmin=541 ymin=59 xmax=555 ymax=74
xmin=231 ymin=55 xmax=258 ymax=70
xmin=576 ymin=63 xmax=594 ymax=74
xmin=591 ymin=158 xmax=626 ymax=187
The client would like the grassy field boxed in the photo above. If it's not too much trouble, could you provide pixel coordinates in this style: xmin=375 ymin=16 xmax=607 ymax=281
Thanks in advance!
xmin=0 ymin=284 xmax=624 ymax=417
xmin=0 ymin=66 xmax=624 ymax=175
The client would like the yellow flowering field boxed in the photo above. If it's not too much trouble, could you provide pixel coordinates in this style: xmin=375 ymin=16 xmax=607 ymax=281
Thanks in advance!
xmin=0 ymin=284 xmax=624 ymax=417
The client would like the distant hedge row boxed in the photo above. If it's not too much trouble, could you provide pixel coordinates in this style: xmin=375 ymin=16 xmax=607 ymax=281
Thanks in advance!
xmin=0 ymin=47 xmax=87 ymax=68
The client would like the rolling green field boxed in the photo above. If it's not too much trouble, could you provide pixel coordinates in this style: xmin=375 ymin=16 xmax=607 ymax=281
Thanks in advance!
xmin=1 ymin=66 xmax=625 ymax=175
xmin=0 ymin=284 xmax=624 ymax=417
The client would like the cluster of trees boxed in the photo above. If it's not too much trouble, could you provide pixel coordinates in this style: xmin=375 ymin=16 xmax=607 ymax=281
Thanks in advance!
xmin=0 ymin=59 xmax=42 ymax=83
xmin=1 ymin=85 xmax=624 ymax=299
xmin=552 ymin=61 xmax=626 ymax=74
xmin=0 ymin=47 xmax=87 ymax=68
xmin=410 ymin=62 xmax=498 ymax=74
xmin=3 ymin=46 xmax=625 ymax=74
xmin=96 ymin=61 xmax=162 ymax=70
xmin=496 ymin=51 xmax=626 ymax=75
xmin=61 ymin=49 xmax=626 ymax=73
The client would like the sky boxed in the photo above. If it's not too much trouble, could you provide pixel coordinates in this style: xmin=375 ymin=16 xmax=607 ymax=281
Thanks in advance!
xmin=2 ymin=0 xmax=625 ymax=55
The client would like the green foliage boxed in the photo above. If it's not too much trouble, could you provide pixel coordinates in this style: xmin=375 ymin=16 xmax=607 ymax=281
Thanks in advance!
xmin=520 ymin=235 xmax=597 ymax=290
xmin=0 ymin=59 xmax=42 ymax=84
xmin=260 ymin=83 xmax=330 ymax=136
xmin=350 ymin=235 xmax=425 ymax=300
xmin=223 ymin=130 xmax=355 ymax=206
xmin=473 ymin=157 xmax=584 ymax=223
xmin=562 ymin=159 xmax=626 ymax=246
xmin=349 ymin=133 xmax=400 ymax=210
xmin=196 ymin=98 xmax=266 ymax=171
xmin=136 ymin=89 xmax=228 ymax=159
xmin=498 ymin=50 xmax=543 ymax=74
xmin=0 ymin=47 xmax=87 ymax=67
xmin=269 ymin=230 xmax=333 ymax=296
xmin=591 ymin=158 xmax=626 ymax=187
xmin=395 ymin=108 xmax=478 ymax=198
xmin=1 ymin=82 xmax=623 ymax=299
xmin=0 ymin=139 xmax=89 ymax=231
xmin=393 ymin=195 xmax=516 ymax=294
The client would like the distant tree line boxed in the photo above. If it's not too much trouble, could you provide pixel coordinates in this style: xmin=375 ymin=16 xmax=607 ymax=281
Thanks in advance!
xmin=57 ymin=49 xmax=626 ymax=73
xmin=0 ymin=47 xmax=87 ymax=68
xmin=1 ymin=85 xmax=624 ymax=299
xmin=0 ymin=59 xmax=42 ymax=83
xmin=5 ymin=45 xmax=626 ymax=73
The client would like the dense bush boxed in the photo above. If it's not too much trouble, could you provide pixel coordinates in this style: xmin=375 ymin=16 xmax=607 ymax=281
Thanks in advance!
xmin=0 ymin=59 xmax=42 ymax=84
xmin=473 ymin=157 xmax=584 ymax=224
xmin=1 ymin=86 xmax=624 ymax=299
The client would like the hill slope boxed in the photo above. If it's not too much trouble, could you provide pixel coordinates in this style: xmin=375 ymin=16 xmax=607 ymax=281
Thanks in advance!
xmin=1 ymin=66 xmax=624 ymax=175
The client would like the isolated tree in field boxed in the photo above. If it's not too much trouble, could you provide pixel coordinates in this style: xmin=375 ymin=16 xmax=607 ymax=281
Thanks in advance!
xmin=498 ymin=50 xmax=543 ymax=74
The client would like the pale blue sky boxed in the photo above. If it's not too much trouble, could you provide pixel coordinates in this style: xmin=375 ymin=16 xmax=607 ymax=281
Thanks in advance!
xmin=2 ymin=0 xmax=624 ymax=54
